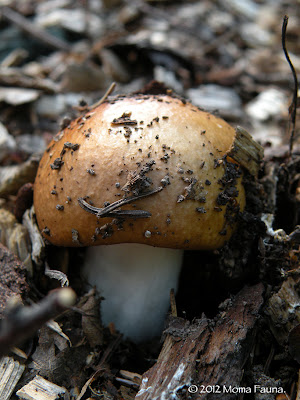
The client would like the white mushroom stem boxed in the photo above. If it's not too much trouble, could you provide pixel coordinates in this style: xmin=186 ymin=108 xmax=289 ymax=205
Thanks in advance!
xmin=83 ymin=243 xmax=184 ymax=343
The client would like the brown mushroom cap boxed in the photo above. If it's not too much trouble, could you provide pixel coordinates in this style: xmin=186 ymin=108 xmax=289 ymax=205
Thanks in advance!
xmin=34 ymin=94 xmax=245 ymax=250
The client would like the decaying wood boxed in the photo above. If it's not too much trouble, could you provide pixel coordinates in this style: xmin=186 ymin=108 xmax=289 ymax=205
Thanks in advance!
xmin=0 ymin=356 xmax=25 ymax=400
xmin=16 ymin=375 xmax=66 ymax=400
xmin=196 ymin=284 xmax=264 ymax=398
xmin=136 ymin=317 xmax=209 ymax=400
xmin=227 ymin=126 xmax=264 ymax=176
xmin=136 ymin=283 xmax=264 ymax=400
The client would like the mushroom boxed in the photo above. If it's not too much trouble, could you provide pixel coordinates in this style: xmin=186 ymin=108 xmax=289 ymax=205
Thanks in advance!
xmin=34 ymin=92 xmax=246 ymax=342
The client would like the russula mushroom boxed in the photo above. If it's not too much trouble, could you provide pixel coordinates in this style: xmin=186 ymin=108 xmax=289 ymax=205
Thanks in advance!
xmin=34 ymin=91 xmax=246 ymax=342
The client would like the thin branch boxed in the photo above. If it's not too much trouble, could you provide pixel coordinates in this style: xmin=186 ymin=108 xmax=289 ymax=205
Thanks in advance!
xmin=78 ymin=187 xmax=163 ymax=218
xmin=282 ymin=15 xmax=298 ymax=157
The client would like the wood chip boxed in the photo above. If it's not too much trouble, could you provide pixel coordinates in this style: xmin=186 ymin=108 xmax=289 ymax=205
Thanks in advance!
xmin=0 ymin=356 xmax=25 ymax=400
xmin=16 ymin=375 xmax=66 ymax=400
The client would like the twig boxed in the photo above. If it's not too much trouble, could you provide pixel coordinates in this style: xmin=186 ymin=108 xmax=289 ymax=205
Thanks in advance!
xmin=89 ymin=82 xmax=116 ymax=110
xmin=0 ymin=288 xmax=76 ymax=357
xmin=0 ymin=6 xmax=70 ymax=52
xmin=282 ymin=15 xmax=298 ymax=157
xmin=73 ymin=82 xmax=116 ymax=113
xmin=78 ymin=186 xmax=163 ymax=218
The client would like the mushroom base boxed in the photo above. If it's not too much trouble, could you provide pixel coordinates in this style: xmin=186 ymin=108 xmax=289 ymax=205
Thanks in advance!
xmin=83 ymin=243 xmax=184 ymax=342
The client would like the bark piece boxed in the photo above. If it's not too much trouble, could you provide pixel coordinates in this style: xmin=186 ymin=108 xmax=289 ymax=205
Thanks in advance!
xmin=196 ymin=283 xmax=264 ymax=398
xmin=136 ymin=283 xmax=264 ymax=400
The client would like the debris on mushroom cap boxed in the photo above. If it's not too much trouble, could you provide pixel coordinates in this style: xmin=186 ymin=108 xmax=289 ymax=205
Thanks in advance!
xmin=33 ymin=93 xmax=246 ymax=250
